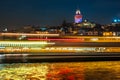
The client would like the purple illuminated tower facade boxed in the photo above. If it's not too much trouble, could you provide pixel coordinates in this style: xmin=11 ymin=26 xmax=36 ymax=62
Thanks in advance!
xmin=74 ymin=9 xmax=82 ymax=23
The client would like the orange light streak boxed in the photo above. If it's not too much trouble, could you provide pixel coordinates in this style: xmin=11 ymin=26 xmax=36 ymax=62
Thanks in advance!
xmin=27 ymin=38 xmax=84 ymax=42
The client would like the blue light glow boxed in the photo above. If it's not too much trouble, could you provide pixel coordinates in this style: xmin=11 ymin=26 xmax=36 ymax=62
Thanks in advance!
xmin=114 ymin=19 xmax=117 ymax=23
xmin=113 ymin=18 xmax=120 ymax=23
xmin=75 ymin=18 xmax=82 ymax=23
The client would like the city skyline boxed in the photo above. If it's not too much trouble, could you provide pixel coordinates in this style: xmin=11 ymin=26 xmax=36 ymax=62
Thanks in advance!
xmin=0 ymin=0 xmax=120 ymax=28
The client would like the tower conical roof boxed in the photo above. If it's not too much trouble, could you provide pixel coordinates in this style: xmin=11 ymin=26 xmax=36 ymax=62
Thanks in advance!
xmin=76 ymin=10 xmax=81 ymax=14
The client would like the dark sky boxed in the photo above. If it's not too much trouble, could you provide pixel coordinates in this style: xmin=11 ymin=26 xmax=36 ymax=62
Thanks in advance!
xmin=0 ymin=0 xmax=120 ymax=28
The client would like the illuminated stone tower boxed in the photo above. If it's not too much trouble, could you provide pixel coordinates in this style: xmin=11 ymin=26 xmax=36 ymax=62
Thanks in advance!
xmin=74 ymin=9 xmax=82 ymax=23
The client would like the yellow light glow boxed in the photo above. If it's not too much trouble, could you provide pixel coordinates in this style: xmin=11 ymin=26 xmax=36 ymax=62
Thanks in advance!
xmin=0 ymin=41 xmax=55 ymax=47
xmin=0 ymin=33 xmax=59 ymax=37
xmin=1 ymin=47 xmax=120 ymax=53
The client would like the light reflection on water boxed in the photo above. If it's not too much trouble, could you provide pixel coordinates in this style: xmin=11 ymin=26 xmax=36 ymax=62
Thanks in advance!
xmin=0 ymin=61 xmax=120 ymax=80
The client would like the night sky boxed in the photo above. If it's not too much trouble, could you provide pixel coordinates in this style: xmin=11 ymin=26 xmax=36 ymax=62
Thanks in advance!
xmin=0 ymin=0 xmax=120 ymax=28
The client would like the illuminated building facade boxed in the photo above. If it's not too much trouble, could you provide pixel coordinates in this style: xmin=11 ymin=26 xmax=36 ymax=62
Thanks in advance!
xmin=75 ymin=20 xmax=96 ymax=28
xmin=74 ymin=9 xmax=82 ymax=23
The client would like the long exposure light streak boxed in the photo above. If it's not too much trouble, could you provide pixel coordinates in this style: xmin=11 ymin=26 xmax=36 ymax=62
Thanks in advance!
xmin=0 ymin=33 xmax=59 ymax=37
xmin=0 ymin=41 xmax=55 ymax=47
xmin=27 ymin=38 xmax=84 ymax=42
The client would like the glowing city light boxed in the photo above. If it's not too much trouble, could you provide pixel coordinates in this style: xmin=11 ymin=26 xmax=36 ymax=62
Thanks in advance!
xmin=113 ymin=18 xmax=120 ymax=23
xmin=0 ymin=41 xmax=55 ymax=47
xmin=0 ymin=33 xmax=59 ymax=37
